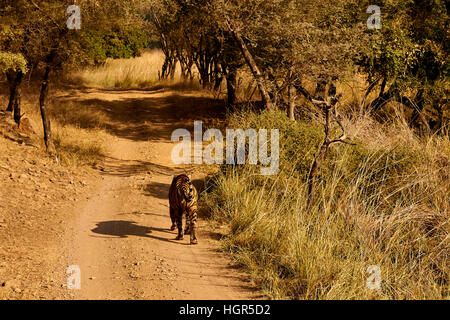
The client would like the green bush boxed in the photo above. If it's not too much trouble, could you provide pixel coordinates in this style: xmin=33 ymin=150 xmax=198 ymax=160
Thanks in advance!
xmin=0 ymin=51 xmax=28 ymax=74
xmin=225 ymin=110 xmax=323 ymax=178
xmin=78 ymin=27 xmax=148 ymax=65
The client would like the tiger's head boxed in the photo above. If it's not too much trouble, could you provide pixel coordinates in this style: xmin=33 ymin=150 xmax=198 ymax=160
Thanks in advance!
xmin=179 ymin=174 xmax=195 ymax=201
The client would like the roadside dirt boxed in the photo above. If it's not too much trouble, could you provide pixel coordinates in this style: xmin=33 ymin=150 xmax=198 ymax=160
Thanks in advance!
xmin=0 ymin=88 xmax=260 ymax=300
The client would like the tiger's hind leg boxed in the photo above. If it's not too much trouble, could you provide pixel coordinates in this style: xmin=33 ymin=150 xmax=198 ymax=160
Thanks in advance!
xmin=188 ymin=209 xmax=198 ymax=245
xmin=169 ymin=207 xmax=176 ymax=231
xmin=175 ymin=209 xmax=184 ymax=240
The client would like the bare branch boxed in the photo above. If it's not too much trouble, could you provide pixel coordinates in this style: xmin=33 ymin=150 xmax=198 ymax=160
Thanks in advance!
xmin=27 ymin=0 xmax=64 ymax=31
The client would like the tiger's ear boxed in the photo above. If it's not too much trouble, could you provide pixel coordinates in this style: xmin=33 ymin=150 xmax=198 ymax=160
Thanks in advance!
xmin=188 ymin=174 xmax=192 ymax=180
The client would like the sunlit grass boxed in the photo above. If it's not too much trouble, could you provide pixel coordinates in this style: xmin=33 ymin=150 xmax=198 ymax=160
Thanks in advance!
xmin=74 ymin=49 xmax=202 ymax=91
xmin=202 ymin=110 xmax=450 ymax=300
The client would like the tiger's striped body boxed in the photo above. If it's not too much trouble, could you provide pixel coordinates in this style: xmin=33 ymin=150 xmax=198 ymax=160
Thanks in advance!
xmin=168 ymin=174 xmax=198 ymax=244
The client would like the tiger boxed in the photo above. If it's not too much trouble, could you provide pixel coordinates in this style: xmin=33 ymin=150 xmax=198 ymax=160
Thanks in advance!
xmin=168 ymin=174 xmax=199 ymax=244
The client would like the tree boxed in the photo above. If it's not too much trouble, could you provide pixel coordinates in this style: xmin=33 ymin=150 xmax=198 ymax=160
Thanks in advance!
xmin=0 ymin=51 xmax=28 ymax=124
xmin=357 ymin=0 xmax=449 ymax=130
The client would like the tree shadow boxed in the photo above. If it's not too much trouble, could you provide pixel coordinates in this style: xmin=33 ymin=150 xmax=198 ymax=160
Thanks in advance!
xmin=55 ymin=91 xmax=226 ymax=142
xmin=143 ymin=177 xmax=207 ymax=200
xmin=98 ymin=156 xmax=186 ymax=177
xmin=143 ymin=181 xmax=170 ymax=200
xmin=117 ymin=211 xmax=168 ymax=218
xmin=91 ymin=220 xmax=152 ymax=238
xmin=91 ymin=220 xmax=190 ymax=245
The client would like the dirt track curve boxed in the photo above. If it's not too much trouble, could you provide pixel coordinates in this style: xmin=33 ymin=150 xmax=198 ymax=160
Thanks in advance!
xmin=56 ymin=88 xmax=259 ymax=300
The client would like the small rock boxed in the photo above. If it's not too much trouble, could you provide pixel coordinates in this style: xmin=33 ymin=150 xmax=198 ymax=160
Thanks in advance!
xmin=2 ymin=280 xmax=21 ymax=292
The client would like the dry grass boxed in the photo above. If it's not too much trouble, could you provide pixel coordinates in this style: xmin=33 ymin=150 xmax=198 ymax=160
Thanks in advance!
xmin=13 ymin=96 xmax=108 ymax=167
xmin=202 ymin=109 xmax=449 ymax=300
xmin=74 ymin=49 xmax=166 ymax=88
xmin=74 ymin=49 xmax=202 ymax=91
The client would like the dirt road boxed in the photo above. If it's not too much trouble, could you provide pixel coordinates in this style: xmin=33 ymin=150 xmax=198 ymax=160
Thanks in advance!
xmin=58 ymin=88 xmax=258 ymax=300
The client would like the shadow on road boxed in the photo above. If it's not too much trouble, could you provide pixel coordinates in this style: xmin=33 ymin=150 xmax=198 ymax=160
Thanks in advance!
xmin=91 ymin=220 xmax=190 ymax=245
xmin=91 ymin=220 xmax=152 ymax=238
xmin=144 ymin=181 xmax=170 ymax=199
xmin=55 ymin=90 xmax=226 ymax=142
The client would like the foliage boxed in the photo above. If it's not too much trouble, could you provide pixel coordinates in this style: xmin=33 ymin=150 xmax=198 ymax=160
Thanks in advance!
xmin=76 ymin=27 xmax=149 ymax=64
xmin=357 ymin=0 xmax=449 ymax=125
xmin=0 ymin=51 xmax=28 ymax=74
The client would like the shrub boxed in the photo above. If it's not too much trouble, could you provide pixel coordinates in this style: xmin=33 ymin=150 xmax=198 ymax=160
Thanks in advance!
xmin=202 ymin=110 xmax=449 ymax=300
xmin=78 ymin=27 xmax=148 ymax=65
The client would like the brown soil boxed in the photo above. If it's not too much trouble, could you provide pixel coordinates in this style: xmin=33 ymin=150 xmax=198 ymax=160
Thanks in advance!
xmin=0 ymin=88 xmax=261 ymax=300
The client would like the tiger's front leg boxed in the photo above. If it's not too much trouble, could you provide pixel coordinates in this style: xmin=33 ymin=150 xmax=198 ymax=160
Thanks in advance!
xmin=184 ymin=211 xmax=191 ymax=235
xmin=169 ymin=207 xmax=176 ymax=231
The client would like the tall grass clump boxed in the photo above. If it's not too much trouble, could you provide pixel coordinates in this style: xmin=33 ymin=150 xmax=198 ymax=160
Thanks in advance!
xmin=49 ymin=101 xmax=108 ymax=167
xmin=53 ymin=126 xmax=107 ymax=167
xmin=202 ymin=110 xmax=449 ymax=300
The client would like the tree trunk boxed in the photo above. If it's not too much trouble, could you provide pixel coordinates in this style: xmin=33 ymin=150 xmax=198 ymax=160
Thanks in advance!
xmin=307 ymin=142 xmax=328 ymax=209
xmin=179 ymin=60 xmax=187 ymax=80
xmin=13 ymin=71 xmax=24 ymax=125
xmin=161 ymin=56 xmax=170 ymax=79
xmin=307 ymin=103 xmax=331 ymax=209
xmin=169 ymin=56 xmax=176 ymax=79
xmin=226 ymin=69 xmax=237 ymax=111
xmin=39 ymin=58 xmax=56 ymax=155
xmin=226 ymin=19 xmax=274 ymax=111
xmin=6 ymin=71 xmax=21 ymax=113
xmin=200 ymin=70 xmax=210 ymax=88
xmin=196 ymin=52 xmax=211 ymax=89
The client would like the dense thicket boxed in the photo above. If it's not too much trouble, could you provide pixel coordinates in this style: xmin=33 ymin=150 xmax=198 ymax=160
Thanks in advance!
xmin=149 ymin=0 xmax=448 ymax=129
